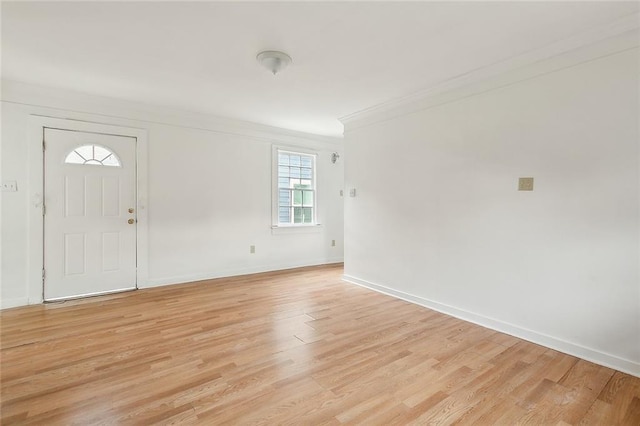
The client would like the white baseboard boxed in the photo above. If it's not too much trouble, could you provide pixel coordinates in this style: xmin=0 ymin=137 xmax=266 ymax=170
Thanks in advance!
xmin=1 ymin=297 xmax=29 ymax=310
xmin=140 ymin=258 xmax=344 ymax=289
xmin=343 ymin=274 xmax=640 ymax=378
xmin=1 ymin=259 xmax=344 ymax=308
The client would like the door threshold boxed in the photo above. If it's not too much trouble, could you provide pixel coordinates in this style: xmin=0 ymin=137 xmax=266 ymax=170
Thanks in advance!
xmin=44 ymin=287 xmax=137 ymax=303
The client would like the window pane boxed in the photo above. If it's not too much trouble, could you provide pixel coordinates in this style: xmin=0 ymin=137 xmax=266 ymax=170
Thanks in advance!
xmin=293 ymin=190 xmax=302 ymax=206
xmin=278 ymin=166 xmax=289 ymax=177
xmin=279 ymin=207 xmax=290 ymax=223
xmin=102 ymin=154 xmax=119 ymax=167
xmin=302 ymin=190 xmax=313 ymax=206
xmin=278 ymin=153 xmax=289 ymax=166
xmin=75 ymin=145 xmax=93 ymax=160
xmin=301 ymin=167 xmax=312 ymax=179
xmin=289 ymin=178 xmax=300 ymax=187
xmin=279 ymin=190 xmax=290 ymax=206
xmin=290 ymin=155 xmax=301 ymax=166
xmin=293 ymin=207 xmax=303 ymax=223
xmin=302 ymin=207 xmax=313 ymax=223
xmin=64 ymin=145 xmax=121 ymax=167
xmin=290 ymin=167 xmax=301 ymax=178
xmin=301 ymin=156 xmax=312 ymax=168
xmin=94 ymin=145 xmax=111 ymax=161
xmin=278 ymin=177 xmax=289 ymax=188
xmin=65 ymin=151 xmax=84 ymax=164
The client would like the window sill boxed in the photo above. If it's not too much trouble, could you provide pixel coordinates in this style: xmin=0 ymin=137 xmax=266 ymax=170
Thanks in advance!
xmin=271 ymin=224 xmax=323 ymax=235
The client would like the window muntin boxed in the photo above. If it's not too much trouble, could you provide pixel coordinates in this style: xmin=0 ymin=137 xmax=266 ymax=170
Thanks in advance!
xmin=277 ymin=150 xmax=316 ymax=225
xmin=64 ymin=145 xmax=121 ymax=167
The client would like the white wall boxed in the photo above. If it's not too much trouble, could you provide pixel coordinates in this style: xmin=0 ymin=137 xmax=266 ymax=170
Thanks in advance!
xmin=343 ymin=48 xmax=639 ymax=375
xmin=1 ymin=82 xmax=344 ymax=308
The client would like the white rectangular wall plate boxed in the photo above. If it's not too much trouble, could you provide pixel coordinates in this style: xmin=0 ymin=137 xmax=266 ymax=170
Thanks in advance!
xmin=2 ymin=181 xmax=18 ymax=192
xmin=518 ymin=177 xmax=534 ymax=191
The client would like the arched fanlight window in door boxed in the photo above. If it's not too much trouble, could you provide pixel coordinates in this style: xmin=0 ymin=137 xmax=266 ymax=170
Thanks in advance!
xmin=64 ymin=145 xmax=121 ymax=167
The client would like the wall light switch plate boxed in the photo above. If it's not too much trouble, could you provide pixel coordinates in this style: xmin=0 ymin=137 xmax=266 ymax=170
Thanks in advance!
xmin=349 ymin=188 xmax=356 ymax=197
xmin=1 ymin=181 xmax=18 ymax=192
xmin=518 ymin=177 xmax=534 ymax=191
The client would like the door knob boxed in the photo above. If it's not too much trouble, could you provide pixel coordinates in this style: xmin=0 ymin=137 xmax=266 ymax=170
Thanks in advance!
xmin=128 ymin=219 xmax=135 ymax=224
xmin=128 ymin=208 xmax=135 ymax=213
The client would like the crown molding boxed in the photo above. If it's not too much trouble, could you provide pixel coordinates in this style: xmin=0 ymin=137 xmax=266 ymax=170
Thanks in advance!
xmin=340 ymin=12 xmax=640 ymax=133
xmin=0 ymin=79 xmax=343 ymax=146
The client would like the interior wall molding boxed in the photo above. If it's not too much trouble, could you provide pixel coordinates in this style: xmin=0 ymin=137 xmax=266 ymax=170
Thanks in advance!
xmin=1 ymin=80 xmax=343 ymax=147
xmin=142 ymin=258 xmax=345 ymax=289
xmin=343 ymin=274 xmax=640 ymax=378
xmin=340 ymin=13 xmax=640 ymax=132
xmin=0 ymin=297 xmax=29 ymax=310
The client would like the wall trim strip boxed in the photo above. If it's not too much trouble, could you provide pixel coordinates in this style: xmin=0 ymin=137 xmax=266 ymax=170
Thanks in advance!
xmin=343 ymin=274 xmax=640 ymax=378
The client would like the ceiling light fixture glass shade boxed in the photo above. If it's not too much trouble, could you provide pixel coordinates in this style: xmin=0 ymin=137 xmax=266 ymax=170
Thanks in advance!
xmin=256 ymin=51 xmax=292 ymax=75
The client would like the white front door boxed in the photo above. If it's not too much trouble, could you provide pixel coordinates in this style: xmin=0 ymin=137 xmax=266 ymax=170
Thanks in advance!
xmin=44 ymin=128 xmax=137 ymax=300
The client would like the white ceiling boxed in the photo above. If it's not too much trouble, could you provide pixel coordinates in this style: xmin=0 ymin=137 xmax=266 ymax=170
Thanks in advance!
xmin=2 ymin=1 xmax=638 ymax=137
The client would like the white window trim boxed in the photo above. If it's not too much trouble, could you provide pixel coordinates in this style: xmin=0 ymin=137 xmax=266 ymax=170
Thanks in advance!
xmin=271 ymin=144 xmax=323 ymax=233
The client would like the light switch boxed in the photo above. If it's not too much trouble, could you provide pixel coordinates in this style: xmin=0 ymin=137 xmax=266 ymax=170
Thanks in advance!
xmin=518 ymin=177 xmax=534 ymax=191
xmin=1 ymin=181 xmax=17 ymax=192
xmin=349 ymin=188 xmax=356 ymax=197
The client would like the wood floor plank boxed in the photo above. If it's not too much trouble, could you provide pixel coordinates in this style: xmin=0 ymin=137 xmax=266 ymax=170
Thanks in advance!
xmin=2 ymin=264 xmax=639 ymax=425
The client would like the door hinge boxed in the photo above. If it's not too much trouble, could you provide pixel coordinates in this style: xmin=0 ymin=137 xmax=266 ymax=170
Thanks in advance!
xmin=42 ymin=268 xmax=46 ymax=280
xmin=42 ymin=204 xmax=46 ymax=216
xmin=42 ymin=139 xmax=46 ymax=151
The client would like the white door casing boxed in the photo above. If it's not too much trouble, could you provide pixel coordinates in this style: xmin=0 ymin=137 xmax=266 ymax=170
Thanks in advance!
xmin=44 ymin=128 xmax=137 ymax=300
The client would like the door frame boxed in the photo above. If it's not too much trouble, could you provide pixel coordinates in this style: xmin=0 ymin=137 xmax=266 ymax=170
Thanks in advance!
xmin=27 ymin=115 xmax=149 ymax=304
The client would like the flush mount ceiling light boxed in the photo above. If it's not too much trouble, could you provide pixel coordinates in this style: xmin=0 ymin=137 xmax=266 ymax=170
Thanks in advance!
xmin=256 ymin=51 xmax=292 ymax=75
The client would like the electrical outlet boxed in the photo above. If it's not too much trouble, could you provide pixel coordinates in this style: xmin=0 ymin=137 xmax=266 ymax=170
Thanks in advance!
xmin=518 ymin=177 xmax=534 ymax=191
xmin=339 ymin=190 xmax=344 ymax=197
xmin=331 ymin=239 xmax=336 ymax=247
xmin=250 ymin=245 xmax=255 ymax=254
xmin=1 ymin=181 xmax=17 ymax=192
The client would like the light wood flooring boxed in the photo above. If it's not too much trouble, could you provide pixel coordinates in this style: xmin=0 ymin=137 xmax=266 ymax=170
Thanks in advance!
xmin=1 ymin=264 xmax=639 ymax=425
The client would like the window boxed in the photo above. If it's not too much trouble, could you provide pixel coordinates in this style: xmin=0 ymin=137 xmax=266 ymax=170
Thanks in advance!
xmin=64 ymin=145 xmax=121 ymax=167
xmin=274 ymin=148 xmax=316 ymax=226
